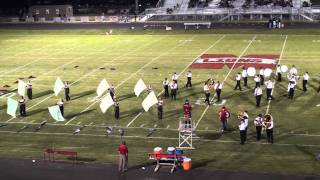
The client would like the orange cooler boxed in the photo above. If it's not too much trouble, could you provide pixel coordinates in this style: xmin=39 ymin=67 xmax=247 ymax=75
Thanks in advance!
xmin=182 ymin=158 xmax=192 ymax=171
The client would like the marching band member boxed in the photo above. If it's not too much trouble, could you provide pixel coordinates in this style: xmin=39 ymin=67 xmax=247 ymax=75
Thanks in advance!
xmin=185 ymin=70 xmax=192 ymax=88
xmin=254 ymin=114 xmax=263 ymax=141
xmin=239 ymin=117 xmax=246 ymax=145
xmin=265 ymin=79 xmax=274 ymax=100
xmin=302 ymin=72 xmax=310 ymax=92
xmin=203 ymin=82 xmax=210 ymax=105
xmin=214 ymin=81 xmax=223 ymax=102
xmin=218 ymin=106 xmax=229 ymax=132
xmin=254 ymin=85 xmax=263 ymax=107
xmin=183 ymin=100 xmax=192 ymax=128
xmin=64 ymin=81 xmax=70 ymax=101
xmin=163 ymin=78 xmax=170 ymax=98
xmin=170 ymin=81 xmax=177 ymax=100
xmin=276 ymin=64 xmax=282 ymax=82
xmin=172 ymin=72 xmax=178 ymax=90
xmin=108 ymin=84 xmax=115 ymax=101
xmin=26 ymin=80 xmax=32 ymax=100
xmin=19 ymin=96 xmax=26 ymax=117
xmin=57 ymin=98 xmax=64 ymax=117
xmin=234 ymin=73 xmax=242 ymax=91
xmin=289 ymin=65 xmax=298 ymax=76
xmin=259 ymin=67 xmax=265 ymax=85
xmin=157 ymin=97 xmax=163 ymax=120
xmin=243 ymin=113 xmax=249 ymax=142
xmin=146 ymin=84 xmax=152 ymax=94
xmin=254 ymin=75 xmax=261 ymax=88
xmin=263 ymin=114 xmax=274 ymax=144
xmin=114 ymin=98 xmax=120 ymax=120
xmin=242 ymin=67 xmax=248 ymax=87
xmin=288 ymin=81 xmax=295 ymax=99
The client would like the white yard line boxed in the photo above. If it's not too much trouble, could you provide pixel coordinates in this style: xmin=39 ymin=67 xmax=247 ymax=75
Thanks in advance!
xmin=0 ymin=130 xmax=319 ymax=147
xmin=126 ymin=35 xmax=227 ymax=127
xmin=66 ymin=35 xmax=198 ymax=125
xmin=6 ymin=36 xmax=160 ymax=123
xmin=195 ymin=35 xmax=257 ymax=129
xmin=265 ymin=35 xmax=288 ymax=114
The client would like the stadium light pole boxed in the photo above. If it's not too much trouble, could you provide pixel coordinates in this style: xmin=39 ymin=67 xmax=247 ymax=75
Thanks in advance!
xmin=135 ymin=0 xmax=139 ymax=15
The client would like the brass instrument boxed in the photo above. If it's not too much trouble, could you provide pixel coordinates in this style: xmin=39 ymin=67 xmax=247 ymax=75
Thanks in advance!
xmin=263 ymin=114 xmax=273 ymax=128
xmin=237 ymin=111 xmax=243 ymax=120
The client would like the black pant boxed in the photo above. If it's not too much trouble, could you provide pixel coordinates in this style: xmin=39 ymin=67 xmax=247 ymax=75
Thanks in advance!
xmin=240 ymin=130 xmax=246 ymax=145
xmin=59 ymin=106 xmax=64 ymax=117
xmin=158 ymin=106 xmax=163 ymax=120
xmin=243 ymin=77 xmax=248 ymax=87
xmin=244 ymin=128 xmax=247 ymax=141
xmin=288 ymin=88 xmax=294 ymax=99
xmin=234 ymin=81 xmax=241 ymax=91
xmin=303 ymin=80 xmax=307 ymax=92
xmin=19 ymin=104 xmax=26 ymax=116
xmin=260 ymin=75 xmax=264 ymax=85
xmin=205 ymin=92 xmax=210 ymax=105
xmin=65 ymin=89 xmax=70 ymax=101
xmin=255 ymin=82 xmax=260 ymax=88
xmin=186 ymin=77 xmax=192 ymax=87
xmin=115 ymin=106 xmax=119 ymax=119
xmin=171 ymin=89 xmax=177 ymax=100
xmin=164 ymin=85 xmax=169 ymax=98
xmin=110 ymin=92 xmax=115 ymax=101
xmin=256 ymin=95 xmax=261 ymax=107
xmin=27 ymin=89 xmax=32 ymax=100
xmin=216 ymin=89 xmax=221 ymax=102
xmin=266 ymin=88 xmax=273 ymax=100
xmin=277 ymin=73 xmax=282 ymax=82
xmin=256 ymin=126 xmax=262 ymax=141
xmin=266 ymin=128 xmax=273 ymax=143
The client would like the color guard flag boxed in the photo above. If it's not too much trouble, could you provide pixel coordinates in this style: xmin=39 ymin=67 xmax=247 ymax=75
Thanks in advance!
xmin=99 ymin=93 xmax=114 ymax=113
xmin=7 ymin=97 xmax=18 ymax=117
xmin=48 ymin=105 xmax=65 ymax=121
xmin=134 ymin=79 xmax=147 ymax=97
xmin=18 ymin=80 xmax=26 ymax=96
xmin=142 ymin=91 xmax=158 ymax=112
xmin=97 ymin=79 xmax=110 ymax=97
xmin=53 ymin=77 xmax=65 ymax=96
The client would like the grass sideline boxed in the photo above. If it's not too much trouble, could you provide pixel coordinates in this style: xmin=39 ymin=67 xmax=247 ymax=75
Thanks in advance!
xmin=0 ymin=29 xmax=320 ymax=176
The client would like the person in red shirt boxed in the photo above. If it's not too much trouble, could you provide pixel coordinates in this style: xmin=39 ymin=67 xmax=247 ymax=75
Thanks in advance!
xmin=218 ymin=106 xmax=229 ymax=132
xmin=118 ymin=141 xmax=128 ymax=172
xmin=183 ymin=100 xmax=192 ymax=128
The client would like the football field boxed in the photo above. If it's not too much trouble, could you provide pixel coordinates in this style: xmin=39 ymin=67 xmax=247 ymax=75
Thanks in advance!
xmin=0 ymin=29 xmax=319 ymax=176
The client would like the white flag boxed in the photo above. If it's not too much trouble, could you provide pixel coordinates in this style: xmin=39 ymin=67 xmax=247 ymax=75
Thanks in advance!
xmin=53 ymin=77 xmax=65 ymax=96
xmin=7 ymin=97 xmax=18 ymax=117
xmin=18 ymin=80 xmax=26 ymax=96
xmin=134 ymin=79 xmax=147 ymax=97
xmin=99 ymin=93 xmax=114 ymax=113
xmin=142 ymin=91 xmax=158 ymax=112
xmin=48 ymin=105 xmax=65 ymax=121
xmin=97 ymin=79 xmax=110 ymax=97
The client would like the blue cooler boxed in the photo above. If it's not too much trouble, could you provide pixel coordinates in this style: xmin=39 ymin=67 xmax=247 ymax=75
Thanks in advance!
xmin=174 ymin=149 xmax=184 ymax=161
xmin=167 ymin=147 xmax=175 ymax=154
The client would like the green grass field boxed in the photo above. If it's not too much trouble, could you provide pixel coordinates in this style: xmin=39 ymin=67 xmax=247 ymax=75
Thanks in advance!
xmin=0 ymin=29 xmax=320 ymax=176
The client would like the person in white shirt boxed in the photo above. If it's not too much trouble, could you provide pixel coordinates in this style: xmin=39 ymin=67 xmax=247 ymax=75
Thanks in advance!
xmin=265 ymin=79 xmax=274 ymax=100
xmin=234 ymin=73 xmax=242 ymax=91
xmin=254 ymin=75 xmax=261 ymax=88
xmin=157 ymin=97 xmax=163 ymax=120
xmin=172 ymin=72 xmax=179 ymax=90
xmin=146 ymin=84 xmax=152 ymax=94
xmin=19 ymin=96 xmax=26 ymax=117
xmin=57 ymin=98 xmax=64 ymax=117
xmin=242 ymin=67 xmax=248 ymax=87
xmin=289 ymin=65 xmax=298 ymax=76
xmin=239 ymin=118 xmax=246 ymax=145
xmin=214 ymin=81 xmax=223 ymax=102
xmin=302 ymin=72 xmax=310 ymax=92
xmin=203 ymin=82 xmax=210 ymax=105
xmin=288 ymin=81 xmax=295 ymax=99
xmin=276 ymin=64 xmax=282 ymax=82
xmin=163 ymin=78 xmax=169 ymax=98
xmin=243 ymin=113 xmax=249 ymax=142
xmin=254 ymin=114 xmax=263 ymax=141
xmin=170 ymin=81 xmax=177 ymax=100
xmin=185 ymin=70 xmax=192 ymax=88
xmin=254 ymin=85 xmax=263 ymax=107
xmin=108 ymin=84 xmax=115 ymax=101
xmin=263 ymin=115 xmax=274 ymax=144
xmin=259 ymin=67 xmax=265 ymax=85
